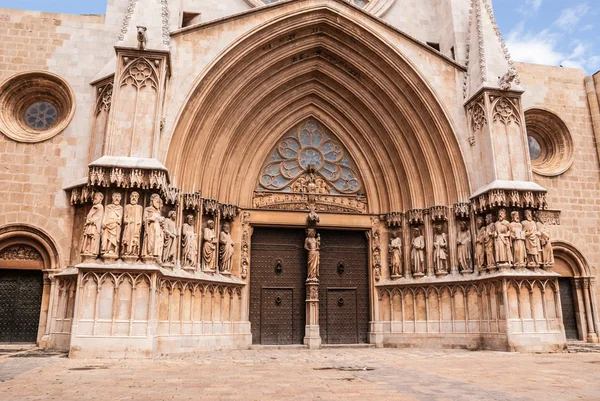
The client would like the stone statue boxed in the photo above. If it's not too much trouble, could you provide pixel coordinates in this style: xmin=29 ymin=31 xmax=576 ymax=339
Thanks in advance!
xmin=475 ymin=216 xmax=485 ymax=270
xmin=219 ymin=221 xmax=235 ymax=274
xmin=81 ymin=192 xmax=104 ymax=256
xmin=484 ymin=214 xmax=496 ymax=269
xmin=305 ymin=228 xmax=320 ymax=281
xmin=142 ymin=193 xmax=165 ymax=260
xmin=457 ymin=220 xmax=472 ymax=273
xmin=181 ymin=214 xmax=198 ymax=268
xmin=202 ymin=220 xmax=217 ymax=271
xmin=494 ymin=208 xmax=513 ymax=265
xmin=122 ymin=191 xmax=143 ymax=258
xmin=136 ymin=26 xmax=147 ymax=50
xmin=433 ymin=224 xmax=448 ymax=275
xmin=101 ymin=192 xmax=123 ymax=258
xmin=411 ymin=227 xmax=425 ymax=277
xmin=535 ymin=212 xmax=555 ymax=268
xmin=509 ymin=211 xmax=526 ymax=268
xmin=522 ymin=209 xmax=541 ymax=268
xmin=162 ymin=211 xmax=178 ymax=264
xmin=389 ymin=230 xmax=403 ymax=277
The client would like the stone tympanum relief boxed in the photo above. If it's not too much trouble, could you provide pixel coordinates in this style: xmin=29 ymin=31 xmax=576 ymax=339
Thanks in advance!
xmin=101 ymin=193 xmax=123 ymax=259
xmin=81 ymin=192 xmax=104 ymax=257
xmin=389 ymin=230 xmax=403 ymax=278
xmin=182 ymin=214 xmax=198 ymax=270
xmin=162 ymin=211 xmax=178 ymax=265
xmin=122 ymin=191 xmax=143 ymax=259
xmin=305 ymin=228 xmax=320 ymax=282
xmin=142 ymin=193 xmax=165 ymax=261
xmin=219 ymin=222 xmax=234 ymax=275
xmin=253 ymin=119 xmax=367 ymax=213
xmin=202 ymin=220 xmax=217 ymax=272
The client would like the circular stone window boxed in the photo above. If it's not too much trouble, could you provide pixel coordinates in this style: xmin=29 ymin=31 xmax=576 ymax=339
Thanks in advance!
xmin=525 ymin=108 xmax=574 ymax=176
xmin=0 ymin=71 xmax=75 ymax=143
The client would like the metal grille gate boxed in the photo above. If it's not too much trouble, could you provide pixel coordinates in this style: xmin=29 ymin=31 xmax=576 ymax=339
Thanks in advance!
xmin=558 ymin=278 xmax=579 ymax=340
xmin=0 ymin=269 xmax=43 ymax=343
xmin=250 ymin=228 xmax=307 ymax=345
xmin=318 ymin=230 xmax=369 ymax=344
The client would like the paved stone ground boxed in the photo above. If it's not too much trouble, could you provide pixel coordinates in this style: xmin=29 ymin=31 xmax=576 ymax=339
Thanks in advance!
xmin=1 ymin=346 xmax=600 ymax=400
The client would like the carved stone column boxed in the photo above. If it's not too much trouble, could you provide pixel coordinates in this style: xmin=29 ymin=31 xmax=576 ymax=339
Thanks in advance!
xmin=304 ymin=282 xmax=321 ymax=348
xmin=423 ymin=210 xmax=434 ymax=277
xmin=589 ymin=278 xmax=600 ymax=342
xmin=583 ymin=279 xmax=598 ymax=343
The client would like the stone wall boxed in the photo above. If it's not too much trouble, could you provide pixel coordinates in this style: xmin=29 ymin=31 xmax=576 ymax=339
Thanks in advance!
xmin=517 ymin=62 xmax=600 ymax=295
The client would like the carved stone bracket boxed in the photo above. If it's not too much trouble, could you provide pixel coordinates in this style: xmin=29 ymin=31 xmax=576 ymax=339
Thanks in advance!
xmin=203 ymin=198 xmax=220 ymax=216
xmin=384 ymin=212 xmax=403 ymax=228
xmin=430 ymin=206 xmax=448 ymax=222
xmin=536 ymin=210 xmax=561 ymax=226
xmin=454 ymin=203 xmax=470 ymax=219
xmin=221 ymin=204 xmax=240 ymax=221
xmin=407 ymin=209 xmax=424 ymax=225
xmin=70 ymin=185 xmax=100 ymax=205
xmin=183 ymin=192 xmax=202 ymax=211
xmin=472 ymin=189 xmax=547 ymax=214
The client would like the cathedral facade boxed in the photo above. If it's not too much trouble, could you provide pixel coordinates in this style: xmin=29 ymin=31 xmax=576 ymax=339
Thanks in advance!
xmin=1 ymin=0 xmax=599 ymax=357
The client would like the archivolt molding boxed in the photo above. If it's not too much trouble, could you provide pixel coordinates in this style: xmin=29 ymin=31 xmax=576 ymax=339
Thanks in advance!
xmin=551 ymin=240 xmax=592 ymax=278
xmin=166 ymin=7 xmax=470 ymax=213
xmin=0 ymin=224 xmax=61 ymax=270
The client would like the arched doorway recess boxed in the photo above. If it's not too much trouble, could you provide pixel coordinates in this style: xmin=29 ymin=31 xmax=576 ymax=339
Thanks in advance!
xmin=0 ymin=225 xmax=60 ymax=344
xmin=553 ymin=241 xmax=600 ymax=343
xmin=166 ymin=7 xmax=470 ymax=211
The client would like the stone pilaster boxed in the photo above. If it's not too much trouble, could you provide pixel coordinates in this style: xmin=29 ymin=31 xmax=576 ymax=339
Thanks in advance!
xmin=304 ymin=281 xmax=321 ymax=348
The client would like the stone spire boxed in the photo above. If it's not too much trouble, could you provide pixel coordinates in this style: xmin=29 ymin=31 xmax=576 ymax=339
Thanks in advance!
xmin=116 ymin=0 xmax=171 ymax=51
xmin=463 ymin=0 xmax=521 ymax=100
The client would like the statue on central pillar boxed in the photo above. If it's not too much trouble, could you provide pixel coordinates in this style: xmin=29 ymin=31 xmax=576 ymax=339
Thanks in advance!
xmin=305 ymin=228 xmax=320 ymax=282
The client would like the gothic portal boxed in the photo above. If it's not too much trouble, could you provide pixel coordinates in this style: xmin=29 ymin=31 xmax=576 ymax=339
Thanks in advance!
xmin=1 ymin=0 xmax=600 ymax=357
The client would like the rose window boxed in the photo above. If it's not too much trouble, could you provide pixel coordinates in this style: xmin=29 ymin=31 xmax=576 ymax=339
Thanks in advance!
xmin=24 ymin=102 xmax=58 ymax=131
xmin=258 ymin=119 xmax=362 ymax=195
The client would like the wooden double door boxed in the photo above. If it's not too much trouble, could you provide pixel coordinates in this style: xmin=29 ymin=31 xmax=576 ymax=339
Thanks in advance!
xmin=0 ymin=269 xmax=43 ymax=343
xmin=250 ymin=227 xmax=369 ymax=345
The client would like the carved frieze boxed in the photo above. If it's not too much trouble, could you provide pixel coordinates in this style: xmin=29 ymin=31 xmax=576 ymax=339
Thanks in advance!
xmin=370 ymin=217 xmax=382 ymax=282
xmin=430 ymin=206 xmax=448 ymax=222
xmin=220 ymin=204 xmax=240 ymax=221
xmin=203 ymin=198 xmax=220 ymax=216
xmin=183 ymin=192 xmax=202 ymax=211
xmin=491 ymin=97 xmax=521 ymax=126
xmin=471 ymin=189 xmax=547 ymax=213
xmin=536 ymin=210 xmax=560 ymax=226
xmin=454 ymin=203 xmax=470 ymax=219
xmin=0 ymin=245 xmax=42 ymax=261
xmin=252 ymin=191 xmax=367 ymax=214
xmin=407 ymin=209 xmax=424 ymax=225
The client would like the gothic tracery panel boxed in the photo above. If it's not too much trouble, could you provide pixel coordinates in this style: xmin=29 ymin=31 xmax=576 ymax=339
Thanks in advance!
xmin=257 ymin=119 xmax=363 ymax=195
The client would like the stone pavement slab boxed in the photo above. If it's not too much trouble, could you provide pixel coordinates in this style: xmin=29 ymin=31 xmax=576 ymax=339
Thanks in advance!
xmin=0 ymin=348 xmax=599 ymax=400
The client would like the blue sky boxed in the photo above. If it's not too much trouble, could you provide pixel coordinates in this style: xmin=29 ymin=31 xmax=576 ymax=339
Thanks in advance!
xmin=1 ymin=0 xmax=598 ymax=73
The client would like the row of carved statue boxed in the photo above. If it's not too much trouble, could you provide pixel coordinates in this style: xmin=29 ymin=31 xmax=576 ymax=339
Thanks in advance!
xmin=389 ymin=208 xmax=555 ymax=279
xmin=80 ymin=192 xmax=235 ymax=274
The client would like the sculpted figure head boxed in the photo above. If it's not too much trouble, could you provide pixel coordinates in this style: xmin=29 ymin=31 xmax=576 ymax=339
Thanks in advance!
xmin=112 ymin=192 xmax=122 ymax=205
xmin=434 ymin=224 xmax=443 ymax=234
xmin=306 ymin=228 xmax=316 ymax=238
xmin=207 ymin=220 xmax=214 ymax=229
xmin=392 ymin=230 xmax=400 ymax=239
xmin=511 ymin=211 xmax=520 ymax=223
xmin=485 ymin=214 xmax=493 ymax=225
xmin=524 ymin=209 xmax=533 ymax=221
xmin=150 ymin=193 xmax=161 ymax=209
xmin=130 ymin=191 xmax=139 ymax=205
xmin=476 ymin=216 xmax=484 ymax=229
xmin=459 ymin=220 xmax=468 ymax=232
xmin=168 ymin=211 xmax=176 ymax=221
xmin=413 ymin=227 xmax=421 ymax=238
xmin=186 ymin=214 xmax=194 ymax=226
xmin=222 ymin=222 xmax=231 ymax=234
xmin=498 ymin=208 xmax=507 ymax=221
xmin=93 ymin=192 xmax=104 ymax=205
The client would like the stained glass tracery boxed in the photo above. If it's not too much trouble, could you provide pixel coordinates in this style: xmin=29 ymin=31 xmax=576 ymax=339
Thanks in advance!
xmin=258 ymin=120 xmax=362 ymax=195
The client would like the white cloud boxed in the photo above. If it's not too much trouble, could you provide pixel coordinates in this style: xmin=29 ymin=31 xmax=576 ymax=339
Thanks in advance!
xmin=581 ymin=24 xmax=594 ymax=31
xmin=506 ymin=26 xmax=596 ymax=71
xmin=554 ymin=3 xmax=591 ymax=32
xmin=518 ymin=0 xmax=543 ymax=16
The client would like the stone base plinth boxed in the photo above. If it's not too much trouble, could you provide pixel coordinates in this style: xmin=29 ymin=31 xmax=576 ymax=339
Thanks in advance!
xmin=304 ymin=325 xmax=322 ymax=349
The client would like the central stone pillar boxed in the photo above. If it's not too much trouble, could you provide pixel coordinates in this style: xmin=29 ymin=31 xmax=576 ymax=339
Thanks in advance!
xmin=304 ymin=281 xmax=321 ymax=348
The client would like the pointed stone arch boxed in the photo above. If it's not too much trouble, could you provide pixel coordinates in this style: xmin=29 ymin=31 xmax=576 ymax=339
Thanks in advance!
xmin=166 ymin=5 xmax=471 ymax=213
